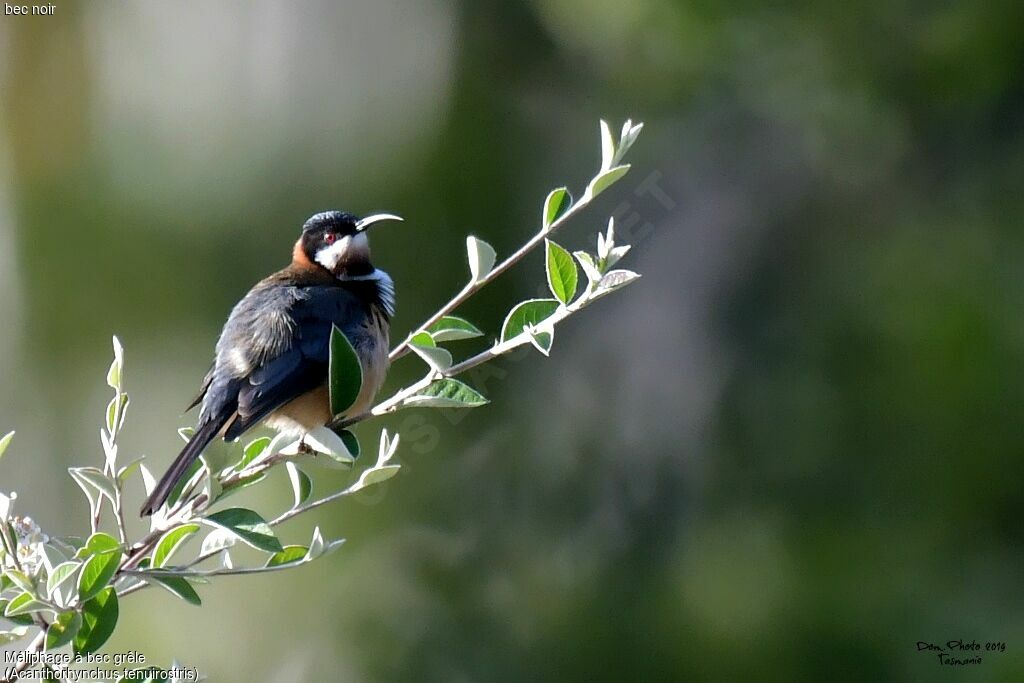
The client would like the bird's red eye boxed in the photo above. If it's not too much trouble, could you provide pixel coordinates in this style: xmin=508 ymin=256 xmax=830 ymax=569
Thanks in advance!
xmin=324 ymin=232 xmax=337 ymax=245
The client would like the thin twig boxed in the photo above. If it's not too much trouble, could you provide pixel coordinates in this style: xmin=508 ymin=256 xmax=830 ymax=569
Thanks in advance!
xmin=388 ymin=185 xmax=591 ymax=363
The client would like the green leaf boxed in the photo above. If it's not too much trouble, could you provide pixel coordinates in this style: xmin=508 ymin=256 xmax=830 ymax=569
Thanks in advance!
xmin=598 ymin=269 xmax=641 ymax=293
xmin=265 ymin=545 xmax=308 ymax=568
xmin=615 ymin=119 xmax=644 ymax=163
xmin=4 ymin=592 xmax=49 ymax=618
xmin=301 ymin=428 xmax=356 ymax=467
xmin=329 ymin=325 xmax=363 ymax=416
xmin=466 ymin=236 xmax=496 ymax=283
xmin=573 ymin=250 xmax=602 ymax=282
xmin=106 ymin=336 xmax=124 ymax=390
xmin=68 ymin=467 xmax=118 ymax=503
xmin=285 ymin=463 xmax=312 ymax=508
xmin=405 ymin=379 xmax=489 ymax=408
xmin=151 ymin=524 xmax=200 ymax=569
xmin=599 ymin=119 xmax=616 ymax=171
xmin=527 ymin=325 xmax=554 ymax=356
xmin=358 ymin=466 xmax=401 ymax=488
xmin=74 ymin=533 xmax=120 ymax=561
xmin=40 ymin=543 xmax=68 ymax=574
xmin=305 ymin=527 xmax=326 ymax=559
xmin=586 ymin=164 xmax=631 ymax=199
xmin=426 ymin=316 xmax=484 ymax=342
xmin=5 ymin=569 xmax=33 ymax=592
xmin=106 ymin=395 xmax=120 ymax=434
xmin=409 ymin=331 xmax=435 ymax=347
xmin=0 ymin=431 xmax=14 ymax=461
xmin=542 ymin=187 xmax=573 ymax=228
xmin=202 ymin=508 xmax=282 ymax=553
xmin=46 ymin=562 xmax=80 ymax=599
xmin=147 ymin=576 xmax=201 ymax=606
xmin=77 ymin=547 xmax=122 ymax=603
xmin=0 ymin=599 xmax=35 ymax=626
xmin=116 ymin=456 xmax=145 ymax=485
xmin=46 ymin=611 xmax=82 ymax=650
xmin=501 ymin=299 xmax=560 ymax=342
xmin=0 ymin=624 xmax=30 ymax=643
xmin=240 ymin=437 xmax=271 ymax=468
xmin=545 ymin=240 xmax=578 ymax=304
xmin=199 ymin=528 xmax=236 ymax=557
xmin=74 ymin=588 xmax=118 ymax=655
xmin=337 ymin=429 xmax=360 ymax=458
xmin=410 ymin=339 xmax=453 ymax=371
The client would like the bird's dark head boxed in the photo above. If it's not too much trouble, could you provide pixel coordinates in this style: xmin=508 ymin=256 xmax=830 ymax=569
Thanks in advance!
xmin=294 ymin=210 xmax=402 ymax=277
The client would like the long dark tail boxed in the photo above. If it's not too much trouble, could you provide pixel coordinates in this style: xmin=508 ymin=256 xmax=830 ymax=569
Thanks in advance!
xmin=140 ymin=416 xmax=228 ymax=516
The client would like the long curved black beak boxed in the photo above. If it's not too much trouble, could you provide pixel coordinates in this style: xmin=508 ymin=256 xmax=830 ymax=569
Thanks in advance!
xmin=355 ymin=213 xmax=403 ymax=232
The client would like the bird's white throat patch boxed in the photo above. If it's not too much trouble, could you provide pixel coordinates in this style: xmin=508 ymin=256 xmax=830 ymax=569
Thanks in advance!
xmin=344 ymin=268 xmax=396 ymax=317
xmin=314 ymin=233 xmax=369 ymax=271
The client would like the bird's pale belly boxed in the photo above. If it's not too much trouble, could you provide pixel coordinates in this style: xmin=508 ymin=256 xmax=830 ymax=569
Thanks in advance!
xmin=265 ymin=314 xmax=389 ymax=434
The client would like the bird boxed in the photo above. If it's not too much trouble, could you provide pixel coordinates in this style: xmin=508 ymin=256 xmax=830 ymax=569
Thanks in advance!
xmin=140 ymin=210 xmax=402 ymax=516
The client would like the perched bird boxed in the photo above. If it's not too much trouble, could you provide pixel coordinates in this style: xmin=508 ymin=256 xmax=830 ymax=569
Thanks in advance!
xmin=140 ymin=210 xmax=401 ymax=516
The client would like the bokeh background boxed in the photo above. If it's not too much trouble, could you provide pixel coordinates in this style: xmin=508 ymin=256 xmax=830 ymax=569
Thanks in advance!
xmin=2 ymin=1 xmax=1024 ymax=680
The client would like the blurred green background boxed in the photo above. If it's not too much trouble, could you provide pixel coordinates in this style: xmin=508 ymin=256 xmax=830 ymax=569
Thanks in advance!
xmin=2 ymin=0 xmax=1024 ymax=680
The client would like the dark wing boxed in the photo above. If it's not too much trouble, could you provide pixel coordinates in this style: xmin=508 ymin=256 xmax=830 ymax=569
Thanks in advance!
xmin=221 ymin=285 xmax=366 ymax=440
xmin=185 ymin=363 xmax=215 ymax=412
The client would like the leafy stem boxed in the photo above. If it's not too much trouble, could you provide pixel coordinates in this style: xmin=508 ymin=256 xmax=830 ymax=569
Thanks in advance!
xmin=0 ymin=119 xmax=645 ymax=672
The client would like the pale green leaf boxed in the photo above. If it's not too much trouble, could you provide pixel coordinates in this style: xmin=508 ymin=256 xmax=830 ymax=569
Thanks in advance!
xmin=285 ymin=463 xmax=312 ymax=508
xmin=106 ymin=336 xmax=124 ymax=390
xmin=5 ymin=592 xmax=49 ymax=617
xmin=599 ymin=119 xmax=616 ymax=171
xmin=302 ymin=427 xmax=355 ymax=467
xmin=198 ymin=528 xmax=236 ymax=557
xmin=46 ymin=562 xmax=80 ymax=599
xmin=426 ymin=316 xmax=483 ymax=342
xmin=5 ymin=569 xmax=33 ymax=592
xmin=359 ymin=465 xmax=401 ymax=489
xmin=410 ymin=340 xmax=453 ymax=371
xmin=0 ymin=625 xmax=30 ymax=644
xmin=466 ymin=236 xmax=496 ymax=283
xmin=68 ymin=467 xmax=118 ymax=504
xmin=586 ymin=164 xmax=630 ymax=199
xmin=598 ymin=269 xmax=641 ymax=293
xmin=574 ymin=251 xmax=602 ymax=283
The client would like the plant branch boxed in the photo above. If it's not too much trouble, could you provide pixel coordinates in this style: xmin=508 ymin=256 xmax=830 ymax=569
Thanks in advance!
xmin=388 ymin=183 xmax=592 ymax=363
